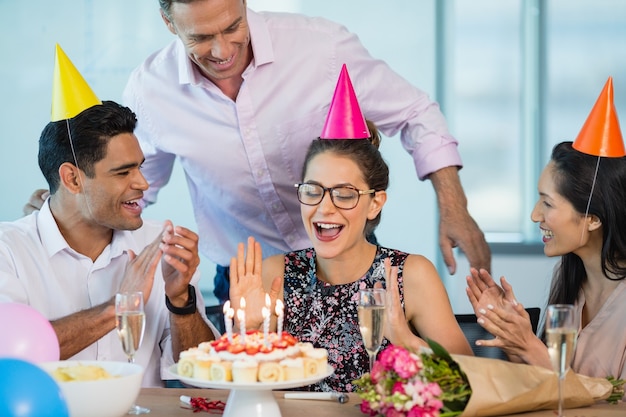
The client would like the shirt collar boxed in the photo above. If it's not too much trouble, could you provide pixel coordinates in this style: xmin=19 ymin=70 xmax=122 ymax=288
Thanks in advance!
xmin=175 ymin=8 xmax=275 ymax=85
xmin=247 ymin=9 xmax=274 ymax=67
xmin=37 ymin=198 xmax=138 ymax=261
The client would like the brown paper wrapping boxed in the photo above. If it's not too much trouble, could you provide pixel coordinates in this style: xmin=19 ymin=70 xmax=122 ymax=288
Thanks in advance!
xmin=451 ymin=355 xmax=612 ymax=417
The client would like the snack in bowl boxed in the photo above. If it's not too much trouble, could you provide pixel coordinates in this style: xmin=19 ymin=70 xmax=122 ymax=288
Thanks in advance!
xmin=51 ymin=364 xmax=114 ymax=382
xmin=39 ymin=360 xmax=143 ymax=417
xmin=176 ymin=329 xmax=328 ymax=383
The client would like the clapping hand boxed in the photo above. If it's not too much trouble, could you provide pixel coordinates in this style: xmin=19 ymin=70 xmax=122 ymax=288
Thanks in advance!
xmin=118 ymin=226 xmax=163 ymax=304
xmin=466 ymin=268 xmax=536 ymax=361
xmin=466 ymin=267 xmax=518 ymax=312
xmin=118 ymin=220 xmax=199 ymax=306
xmin=160 ymin=220 xmax=200 ymax=306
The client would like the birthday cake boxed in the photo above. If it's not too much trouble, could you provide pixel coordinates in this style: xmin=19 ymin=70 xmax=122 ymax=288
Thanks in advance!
xmin=176 ymin=330 xmax=328 ymax=383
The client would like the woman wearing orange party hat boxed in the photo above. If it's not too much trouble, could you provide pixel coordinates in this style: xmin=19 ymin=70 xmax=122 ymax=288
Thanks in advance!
xmin=466 ymin=77 xmax=626 ymax=390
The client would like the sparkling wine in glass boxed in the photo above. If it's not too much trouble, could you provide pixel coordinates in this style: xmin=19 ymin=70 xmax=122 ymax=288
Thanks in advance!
xmin=358 ymin=288 xmax=386 ymax=373
xmin=115 ymin=292 xmax=149 ymax=415
xmin=545 ymin=304 xmax=577 ymax=417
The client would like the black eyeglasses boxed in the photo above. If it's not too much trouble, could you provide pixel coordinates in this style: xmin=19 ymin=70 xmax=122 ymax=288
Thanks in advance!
xmin=295 ymin=183 xmax=376 ymax=210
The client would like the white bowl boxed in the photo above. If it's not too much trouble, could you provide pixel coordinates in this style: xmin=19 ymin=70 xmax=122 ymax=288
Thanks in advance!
xmin=39 ymin=360 xmax=144 ymax=417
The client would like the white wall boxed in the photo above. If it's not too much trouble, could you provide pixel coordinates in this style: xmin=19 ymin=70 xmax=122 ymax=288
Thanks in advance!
xmin=0 ymin=0 xmax=553 ymax=312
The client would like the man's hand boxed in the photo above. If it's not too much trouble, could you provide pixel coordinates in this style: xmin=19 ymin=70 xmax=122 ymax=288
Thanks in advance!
xmin=159 ymin=221 xmax=201 ymax=307
xmin=23 ymin=189 xmax=49 ymax=215
xmin=118 ymin=227 xmax=164 ymax=303
xmin=429 ymin=167 xmax=491 ymax=274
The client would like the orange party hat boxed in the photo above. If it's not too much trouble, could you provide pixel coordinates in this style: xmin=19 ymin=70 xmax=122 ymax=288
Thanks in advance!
xmin=320 ymin=64 xmax=370 ymax=139
xmin=572 ymin=77 xmax=625 ymax=157
xmin=51 ymin=44 xmax=101 ymax=122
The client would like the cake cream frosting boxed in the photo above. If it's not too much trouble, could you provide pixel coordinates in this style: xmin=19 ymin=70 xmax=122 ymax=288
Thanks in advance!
xmin=176 ymin=330 xmax=328 ymax=383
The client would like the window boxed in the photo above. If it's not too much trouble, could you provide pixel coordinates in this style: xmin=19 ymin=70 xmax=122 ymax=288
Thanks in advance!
xmin=439 ymin=0 xmax=626 ymax=243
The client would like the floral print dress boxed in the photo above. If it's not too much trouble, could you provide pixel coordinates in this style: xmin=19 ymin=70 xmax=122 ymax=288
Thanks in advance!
xmin=283 ymin=246 xmax=408 ymax=392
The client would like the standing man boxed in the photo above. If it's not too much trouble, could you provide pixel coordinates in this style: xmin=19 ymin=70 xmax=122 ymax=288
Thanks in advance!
xmin=27 ymin=0 xmax=491 ymax=302
xmin=5 ymin=46 xmax=217 ymax=387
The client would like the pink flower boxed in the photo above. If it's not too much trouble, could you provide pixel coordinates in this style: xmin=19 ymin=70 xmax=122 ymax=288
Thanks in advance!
xmin=360 ymin=401 xmax=377 ymax=416
xmin=391 ymin=381 xmax=406 ymax=395
xmin=353 ymin=343 xmax=467 ymax=417
xmin=370 ymin=360 xmax=386 ymax=383
xmin=385 ymin=409 xmax=406 ymax=417
xmin=392 ymin=355 xmax=419 ymax=379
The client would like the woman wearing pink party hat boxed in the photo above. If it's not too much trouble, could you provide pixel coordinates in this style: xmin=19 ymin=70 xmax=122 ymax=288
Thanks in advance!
xmin=229 ymin=65 xmax=473 ymax=393
xmin=466 ymin=77 xmax=626 ymax=391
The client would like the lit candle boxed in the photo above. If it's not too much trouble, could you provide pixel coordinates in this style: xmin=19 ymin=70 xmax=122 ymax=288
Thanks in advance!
xmin=237 ymin=309 xmax=246 ymax=344
xmin=262 ymin=306 xmax=270 ymax=346
xmin=223 ymin=301 xmax=233 ymax=342
xmin=265 ymin=293 xmax=271 ymax=309
xmin=275 ymin=299 xmax=284 ymax=339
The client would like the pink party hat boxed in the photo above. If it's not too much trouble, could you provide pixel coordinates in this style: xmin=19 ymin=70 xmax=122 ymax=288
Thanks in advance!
xmin=320 ymin=64 xmax=370 ymax=139
xmin=572 ymin=77 xmax=625 ymax=157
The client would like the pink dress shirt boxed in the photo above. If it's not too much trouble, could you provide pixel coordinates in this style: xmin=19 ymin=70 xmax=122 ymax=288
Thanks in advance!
xmin=123 ymin=9 xmax=461 ymax=266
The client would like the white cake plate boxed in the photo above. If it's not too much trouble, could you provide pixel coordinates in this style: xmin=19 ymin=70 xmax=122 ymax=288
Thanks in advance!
xmin=168 ymin=364 xmax=334 ymax=417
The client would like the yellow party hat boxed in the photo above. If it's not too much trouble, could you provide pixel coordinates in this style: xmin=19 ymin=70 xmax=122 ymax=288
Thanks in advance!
xmin=51 ymin=44 xmax=101 ymax=122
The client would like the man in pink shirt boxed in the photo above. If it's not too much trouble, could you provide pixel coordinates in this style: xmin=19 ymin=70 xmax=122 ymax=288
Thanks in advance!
xmin=27 ymin=0 xmax=491 ymax=302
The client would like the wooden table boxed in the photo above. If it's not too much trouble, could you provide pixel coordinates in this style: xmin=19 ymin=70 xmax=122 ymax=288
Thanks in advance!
xmin=138 ymin=388 xmax=626 ymax=416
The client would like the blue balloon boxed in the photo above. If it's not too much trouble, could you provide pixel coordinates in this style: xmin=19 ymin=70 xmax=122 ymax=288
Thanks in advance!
xmin=0 ymin=358 xmax=69 ymax=417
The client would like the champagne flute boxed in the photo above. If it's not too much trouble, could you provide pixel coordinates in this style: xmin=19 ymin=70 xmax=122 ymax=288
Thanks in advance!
xmin=115 ymin=292 xmax=150 ymax=415
xmin=545 ymin=304 xmax=577 ymax=417
xmin=358 ymin=288 xmax=386 ymax=373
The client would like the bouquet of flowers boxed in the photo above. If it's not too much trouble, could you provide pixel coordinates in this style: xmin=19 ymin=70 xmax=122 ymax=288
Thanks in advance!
xmin=354 ymin=339 xmax=619 ymax=417
xmin=353 ymin=340 xmax=471 ymax=417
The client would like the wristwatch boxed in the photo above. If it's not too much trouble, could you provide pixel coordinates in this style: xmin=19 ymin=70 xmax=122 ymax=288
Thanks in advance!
xmin=165 ymin=284 xmax=197 ymax=315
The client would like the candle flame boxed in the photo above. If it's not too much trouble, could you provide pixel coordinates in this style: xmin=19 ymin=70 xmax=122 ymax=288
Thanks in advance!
xmin=227 ymin=308 xmax=235 ymax=319
xmin=275 ymin=298 xmax=284 ymax=314
xmin=265 ymin=293 xmax=271 ymax=307
xmin=223 ymin=300 xmax=230 ymax=314
xmin=240 ymin=297 xmax=246 ymax=309
xmin=262 ymin=306 xmax=270 ymax=318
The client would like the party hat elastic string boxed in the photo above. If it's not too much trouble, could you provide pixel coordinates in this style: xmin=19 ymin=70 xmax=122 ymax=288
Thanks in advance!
xmin=51 ymin=44 xmax=101 ymax=220
xmin=579 ymin=157 xmax=601 ymax=245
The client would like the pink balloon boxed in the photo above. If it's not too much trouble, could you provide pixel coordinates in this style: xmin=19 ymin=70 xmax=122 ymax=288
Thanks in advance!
xmin=0 ymin=303 xmax=60 ymax=362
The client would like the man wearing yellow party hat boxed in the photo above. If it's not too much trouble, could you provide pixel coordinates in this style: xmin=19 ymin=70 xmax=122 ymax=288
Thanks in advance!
xmin=0 ymin=45 xmax=218 ymax=390
xmin=465 ymin=77 xmax=626 ymax=396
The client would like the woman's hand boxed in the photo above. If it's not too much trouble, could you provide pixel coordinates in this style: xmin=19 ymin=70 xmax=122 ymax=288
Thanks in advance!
xmin=466 ymin=267 xmax=518 ymax=314
xmin=473 ymin=302 xmax=548 ymax=365
xmin=229 ymin=237 xmax=280 ymax=330
xmin=466 ymin=268 xmax=549 ymax=365
xmin=380 ymin=258 xmax=423 ymax=348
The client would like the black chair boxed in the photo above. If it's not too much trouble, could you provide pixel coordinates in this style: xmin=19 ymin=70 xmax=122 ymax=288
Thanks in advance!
xmin=455 ymin=307 xmax=541 ymax=360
